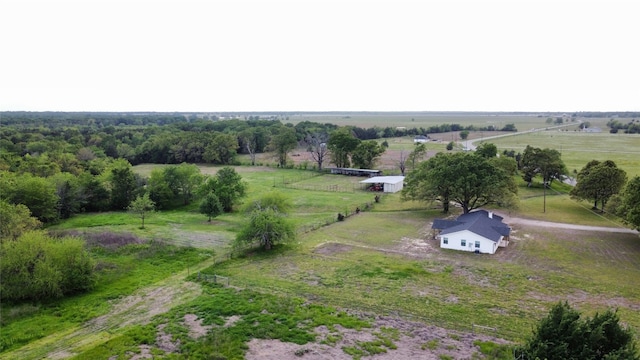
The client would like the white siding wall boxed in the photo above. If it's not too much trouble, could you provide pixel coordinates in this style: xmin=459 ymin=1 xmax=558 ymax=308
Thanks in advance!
xmin=384 ymin=182 xmax=403 ymax=193
xmin=439 ymin=230 xmax=500 ymax=254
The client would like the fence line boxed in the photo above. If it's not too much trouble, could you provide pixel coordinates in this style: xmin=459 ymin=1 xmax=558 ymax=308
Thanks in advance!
xmin=197 ymin=272 xmax=230 ymax=286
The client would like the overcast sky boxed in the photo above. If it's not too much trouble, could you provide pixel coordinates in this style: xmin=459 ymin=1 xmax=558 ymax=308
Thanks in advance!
xmin=1 ymin=0 xmax=638 ymax=112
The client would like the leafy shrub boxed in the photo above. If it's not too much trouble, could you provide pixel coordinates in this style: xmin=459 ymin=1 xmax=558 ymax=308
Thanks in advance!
xmin=517 ymin=302 xmax=639 ymax=360
xmin=0 ymin=231 xmax=96 ymax=302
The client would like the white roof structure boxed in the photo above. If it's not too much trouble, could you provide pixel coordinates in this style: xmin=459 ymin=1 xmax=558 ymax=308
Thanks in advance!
xmin=360 ymin=176 xmax=405 ymax=193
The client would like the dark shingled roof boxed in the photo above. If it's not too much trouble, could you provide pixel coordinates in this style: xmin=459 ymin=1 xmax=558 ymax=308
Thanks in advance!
xmin=431 ymin=210 xmax=510 ymax=242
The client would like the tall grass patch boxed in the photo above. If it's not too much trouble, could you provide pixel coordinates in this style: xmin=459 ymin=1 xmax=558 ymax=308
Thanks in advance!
xmin=0 ymin=240 xmax=212 ymax=354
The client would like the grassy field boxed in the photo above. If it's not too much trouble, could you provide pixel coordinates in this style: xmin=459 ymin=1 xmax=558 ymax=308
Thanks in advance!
xmin=3 ymin=165 xmax=640 ymax=359
xmin=484 ymin=130 xmax=640 ymax=177
xmin=283 ymin=113 xmax=572 ymax=132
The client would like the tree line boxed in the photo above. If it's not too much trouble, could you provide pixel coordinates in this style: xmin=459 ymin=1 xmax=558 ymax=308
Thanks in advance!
xmin=606 ymin=118 xmax=640 ymax=134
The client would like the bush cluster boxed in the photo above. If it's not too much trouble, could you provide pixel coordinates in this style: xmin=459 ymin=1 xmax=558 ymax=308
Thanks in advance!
xmin=0 ymin=231 xmax=96 ymax=302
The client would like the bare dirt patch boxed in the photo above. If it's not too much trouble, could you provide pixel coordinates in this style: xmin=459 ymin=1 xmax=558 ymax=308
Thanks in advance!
xmin=245 ymin=315 xmax=510 ymax=360
xmin=128 ymin=345 xmax=153 ymax=360
xmin=91 ymin=282 xmax=201 ymax=329
xmin=313 ymin=242 xmax=354 ymax=256
xmin=183 ymin=314 xmax=212 ymax=339
xmin=224 ymin=315 xmax=242 ymax=328
xmin=156 ymin=324 xmax=180 ymax=353
xmin=527 ymin=290 xmax=640 ymax=312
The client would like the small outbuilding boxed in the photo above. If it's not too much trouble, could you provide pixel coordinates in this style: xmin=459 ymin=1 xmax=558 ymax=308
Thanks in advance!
xmin=414 ymin=135 xmax=429 ymax=143
xmin=431 ymin=210 xmax=510 ymax=254
xmin=360 ymin=176 xmax=405 ymax=193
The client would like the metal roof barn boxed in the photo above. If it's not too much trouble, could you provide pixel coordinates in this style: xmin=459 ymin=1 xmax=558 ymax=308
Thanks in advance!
xmin=360 ymin=176 xmax=405 ymax=193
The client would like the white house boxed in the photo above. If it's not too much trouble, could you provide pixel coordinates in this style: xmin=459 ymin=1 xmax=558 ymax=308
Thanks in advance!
xmin=413 ymin=135 xmax=429 ymax=143
xmin=431 ymin=210 xmax=510 ymax=254
xmin=360 ymin=176 xmax=405 ymax=193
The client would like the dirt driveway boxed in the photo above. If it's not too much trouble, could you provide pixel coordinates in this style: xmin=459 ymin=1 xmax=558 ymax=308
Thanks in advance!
xmin=501 ymin=215 xmax=638 ymax=234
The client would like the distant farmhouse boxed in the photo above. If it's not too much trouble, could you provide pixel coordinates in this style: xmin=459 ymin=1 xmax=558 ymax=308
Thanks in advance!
xmin=582 ymin=126 xmax=602 ymax=133
xmin=413 ymin=135 xmax=429 ymax=143
xmin=432 ymin=210 xmax=511 ymax=254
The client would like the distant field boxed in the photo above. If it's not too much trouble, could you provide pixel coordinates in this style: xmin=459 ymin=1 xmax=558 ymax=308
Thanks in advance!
xmin=284 ymin=113 xmax=569 ymax=132
xmin=484 ymin=130 xmax=640 ymax=177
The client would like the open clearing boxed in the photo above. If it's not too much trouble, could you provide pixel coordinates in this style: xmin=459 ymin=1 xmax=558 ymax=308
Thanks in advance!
xmin=5 ymin=154 xmax=640 ymax=359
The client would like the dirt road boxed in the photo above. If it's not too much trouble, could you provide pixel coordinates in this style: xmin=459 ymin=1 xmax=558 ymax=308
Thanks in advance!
xmin=503 ymin=216 xmax=638 ymax=234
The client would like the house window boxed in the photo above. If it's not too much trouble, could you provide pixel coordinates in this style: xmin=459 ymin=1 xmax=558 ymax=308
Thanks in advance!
xmin=461 ymin=239 xmax=466 ymax=247
xmin=475 ymin=241 xmax=480 ymax=248
xmin=443 ymin=237 xmax=448 ymax=244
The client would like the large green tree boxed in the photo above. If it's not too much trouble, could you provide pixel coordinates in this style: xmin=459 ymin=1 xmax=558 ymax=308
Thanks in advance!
xmin=570 ymin=160 xmax=627 ymax=211
xmin=163 ymin=163 xmax=203 ymax=205
xmin=521 ymin=145 xmax=567 ymax=187
xmin=402 ymin=152 xmax=517 ymax=214
xmin=0 ymin=171 xmax=59 ymax=222
xmin=51 ymin=172 xmax=85 ymax=219
xmin=199 ymin=167 xmax=247 ymax=212
xmin=328 ymin=128 xmax=360 ymax=168
xmin=407 ymin=142 xmax=427 ymax=171
xmin=203 ymin=133 xmax=238 ymax=165
xmin=108 ymin=159 xmax=138 ymax=210
xmin=239 ymin=127 xmax=269 ymax=166
xmin=351 ymin=140 xmax=385 ymax=169
xmin=519 ymin=302 xmax=639 ymax=360
xmin=474 ymin=142 xmax=498 ymax=158
xmin=0 ymin=200 xmax=41 ymax=241
xmin=199 ymin=192 xmax=223 ymax=222
xmin=146 ymin=168 xmax=175 ymax=210
xmin=617 ymin=176 xmax=640 ymax=230
xmin=269 ymin=126 xmax=298 ymax=167
xmin=235 ymin=194 xmax=295 ymax=251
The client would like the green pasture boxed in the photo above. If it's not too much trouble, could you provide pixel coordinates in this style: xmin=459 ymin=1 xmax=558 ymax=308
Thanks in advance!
xmin=3 ymin=166 xmax=640 ymax=359
xmin=206 ymin=208 xmax=640 ymax=344
xmin=484 ymin=130 xmax=640 ymax=177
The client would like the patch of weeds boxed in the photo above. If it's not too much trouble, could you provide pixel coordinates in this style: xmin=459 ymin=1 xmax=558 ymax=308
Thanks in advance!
xmin=341 ymin=329 xmax=397 ymax=359
xmin=377 ymin=326 xmax=400 ymax=341
xmin=321 ymin=333 xmax=342 ymax=346
xmin=445 ymin=344 xmax=457 ymax=350
xmin=342 ymin=344 xmax=369 ymax=360
xmin=443 ymin=265 xmax=454 ymax=274
xmin=473 ymin=340 xmax=513 ymax=360
xmin=149 ymin=286 xmax=370 ymax=359
xmin=439 ymin=355 xmax=454 ymax=360
xmin=447 ymin=333 xmax=461 ymax=341
xmin=343 ymin=262 xmax=428 ymax=281
xmin=421 ymin=339 xmax=439 ymax=350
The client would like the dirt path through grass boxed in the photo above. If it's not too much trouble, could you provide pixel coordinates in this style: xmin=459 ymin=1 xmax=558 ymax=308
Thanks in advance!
xmin=4 ymin=259 xmax=213 ymax=360
xmin=505 ymin=216 xmax=638 ymax=234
